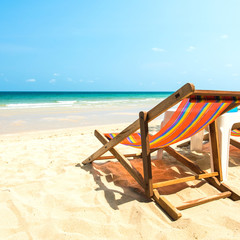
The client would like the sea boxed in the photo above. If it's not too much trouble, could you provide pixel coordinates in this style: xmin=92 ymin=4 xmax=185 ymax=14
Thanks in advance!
xmin=0 ymin=91 xmax=173 ymax=134
xmin=0 ymin=91 xmax=172 ymax=110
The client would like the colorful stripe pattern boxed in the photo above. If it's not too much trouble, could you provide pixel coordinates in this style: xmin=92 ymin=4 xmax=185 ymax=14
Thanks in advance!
xmin=189 ymin=95 xmax=240 ymax=103
xmin=104 ymin=97 xmax=239 ymax=149
xmin=231 ymin=129 xmax=240 ymax=136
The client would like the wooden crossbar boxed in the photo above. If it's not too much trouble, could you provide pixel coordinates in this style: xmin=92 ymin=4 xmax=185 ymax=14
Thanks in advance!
xmin=152 ymin=172 xmax=219 ymax=189
xmin=230 ymin=138 xmax=240 ymax=149
xmin=176 ymin=191 xmax=231 ymax=210
xmin=94 ymin=148 xmax=160 ymax=161
xmin=95 ymin=153 xmax=142 ymax=160
xmin=206 ymin=177 xmax=240 ymax=201
xmin=193 ymin=90 xmax=240 ymax=97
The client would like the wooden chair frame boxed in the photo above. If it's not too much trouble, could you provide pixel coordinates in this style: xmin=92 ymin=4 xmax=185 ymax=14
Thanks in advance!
xmin=82 ymin=83 xmax=240 ymax=220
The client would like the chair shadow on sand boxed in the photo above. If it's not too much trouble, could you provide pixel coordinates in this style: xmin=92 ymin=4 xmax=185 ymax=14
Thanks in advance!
xmin=80 ymin=162 xmax=148 ymax=210
xmin=79 ymin=146 xmax=215 ymax=211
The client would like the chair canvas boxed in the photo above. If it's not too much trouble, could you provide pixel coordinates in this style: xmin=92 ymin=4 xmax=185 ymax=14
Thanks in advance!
xmin=231 ymin=129 xmax=240 ymax=149
xmin=82 ymin=83 xmax=240 ymax=220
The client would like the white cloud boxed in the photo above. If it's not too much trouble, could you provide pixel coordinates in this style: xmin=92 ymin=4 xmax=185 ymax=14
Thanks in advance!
xmin=186 ymin=46 xmax=196 ymax=52
xmin=88 ymin=80 xmax=94 ymax=83
xmin=67 ymin=77 xmax=73 ymax=82
xmin=232 ymin=73 xmax=239 ymax=77
xmin=53 ymin=73 xmax=60 ymax=76
xmin=26 ymin=78 xmax=36 ymax=82
xmin=152 ymin=48 xmax=165 ymax=52
xmin=49 ymin=79 xmax=56 ymax=84
xmin=225 ymin=64 xmax=232 ymax=67
xmin=221 ymin=34 xmax=229 ymax=39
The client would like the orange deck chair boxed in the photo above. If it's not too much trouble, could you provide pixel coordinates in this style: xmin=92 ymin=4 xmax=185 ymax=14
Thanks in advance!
xmin=82 ymin=83 xmax=240 ymax=220
xmin=230 ymin=129 xmax=240 ymax=148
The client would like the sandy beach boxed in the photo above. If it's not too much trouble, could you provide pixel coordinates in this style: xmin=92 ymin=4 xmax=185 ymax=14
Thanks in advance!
xmin=0 ymin=101 xmax=164 ymax=134
xmin=2 ymin=0 xmax=240 ymax=238
xmin=1 ymin=120 xmax=240 ymax=240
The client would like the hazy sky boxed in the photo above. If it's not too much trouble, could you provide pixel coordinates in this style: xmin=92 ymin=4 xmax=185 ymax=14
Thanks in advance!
xmin=0 ymin=1 xmax=239 ymax=91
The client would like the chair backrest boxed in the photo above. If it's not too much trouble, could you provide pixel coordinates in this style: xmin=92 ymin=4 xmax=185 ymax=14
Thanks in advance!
xmin=105 ymin=95 xmax=240 ymax=149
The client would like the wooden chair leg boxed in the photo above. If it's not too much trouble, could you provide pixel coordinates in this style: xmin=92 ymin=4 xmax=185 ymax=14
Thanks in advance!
xmin=139 ymin=112 xmax=153 ymax=198
xmin=153 ymin=189 xmax=182 ymax=220
xmin=94 ymin=130 xmax=145 ymax=189
xmin=209 ymin=121 xmax=223 ymax=181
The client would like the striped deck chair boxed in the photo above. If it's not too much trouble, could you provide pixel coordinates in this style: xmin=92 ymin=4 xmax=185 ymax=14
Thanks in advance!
xmin=82 ymin=83 xmax=240 ymax=220
xmin=231 ymin=129 xmax=240 ymax=136
xmin=230 ymin=129 xmax=240 ymax=148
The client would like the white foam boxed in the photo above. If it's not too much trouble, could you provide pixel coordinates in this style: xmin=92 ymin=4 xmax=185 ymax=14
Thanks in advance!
xmin=1 ymin=98 xmax=165 ymax=110
xmin=3 ymin=101 xmax=77 ymax=109
xmin=57 ymin=101 xmax=77 ymax=104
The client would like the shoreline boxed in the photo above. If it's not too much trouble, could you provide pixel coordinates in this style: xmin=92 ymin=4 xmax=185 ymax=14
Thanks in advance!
xmin=0 ymin=105 xmax=164 ymax=135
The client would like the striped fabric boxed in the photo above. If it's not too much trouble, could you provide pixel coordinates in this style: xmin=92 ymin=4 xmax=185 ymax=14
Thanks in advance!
xmin=104 ymin=96 xmax=239 ymax=149
xmin=189 ymin=95 xmax=240 ymax=103
xmin=231 ymin=129 xmax=240 ymax=136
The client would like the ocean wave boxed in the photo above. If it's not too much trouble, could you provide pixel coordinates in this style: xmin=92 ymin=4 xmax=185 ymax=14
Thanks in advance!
xmin=79 ymin=98 xmax=164 ymax=105
xmin=2 ymin=102 xmax=78 ymax=109
xmin=0 ymin=97 xmax=166 ymax=110
xmin=56 ymin=101 xmax=77 ymax=104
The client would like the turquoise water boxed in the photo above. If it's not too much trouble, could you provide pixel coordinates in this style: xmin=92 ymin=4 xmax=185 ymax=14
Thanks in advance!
xmin=0 ymin=91 xmax=173 ymax=109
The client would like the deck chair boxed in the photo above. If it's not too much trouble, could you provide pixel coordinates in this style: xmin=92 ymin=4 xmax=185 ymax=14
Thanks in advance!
xmin=82 ymin=83 xmax=240 ymax=220
xmin=231 ymin=129 xmax=240 ymax=147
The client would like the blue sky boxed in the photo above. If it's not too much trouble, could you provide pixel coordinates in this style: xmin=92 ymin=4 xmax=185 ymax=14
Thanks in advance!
xmin=0 ymin=1 xmax=239 ymax=91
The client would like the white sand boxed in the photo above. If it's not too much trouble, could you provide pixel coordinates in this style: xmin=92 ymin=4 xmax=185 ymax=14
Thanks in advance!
xmin=1 ymin=123 xmax=240 ymax=239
